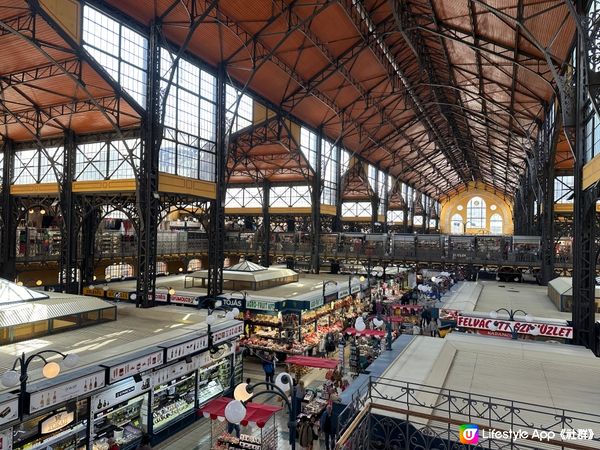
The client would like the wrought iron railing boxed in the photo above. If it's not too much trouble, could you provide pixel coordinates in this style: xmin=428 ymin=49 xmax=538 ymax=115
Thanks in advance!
xmin=336 ymin=376 xmax=600 ymax=450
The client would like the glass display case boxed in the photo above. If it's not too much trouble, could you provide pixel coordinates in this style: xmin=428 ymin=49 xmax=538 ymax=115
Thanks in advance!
xmin=198 ymin=358 xmax=231 ymax=406
xmin=152 ymin=372 xmax=196 ymax=432
xmin=13 ymin=399 xmax=88 ymax=450
xmin=92 ymin=394 xmax=146 ymax=450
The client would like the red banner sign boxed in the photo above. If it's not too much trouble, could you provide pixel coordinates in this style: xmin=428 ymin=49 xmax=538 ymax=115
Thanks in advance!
xmin=457 ymin=315 xmax=573 ymax=339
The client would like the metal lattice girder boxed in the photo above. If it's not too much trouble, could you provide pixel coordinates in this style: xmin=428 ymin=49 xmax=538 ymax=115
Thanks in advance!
xmin=0 ymin=96 xmax=122 ymax=128
xmin=0 ymin=139 xmax=16 ymax=281
xmin=218 ymin=2 xmax=455 ymax=196
xmin=207 ymin=64 xmax=227 ymax=299
xmin=227 ymin=116 xmax=313 ymax=183
xmin=389 ymin=0 xmax=479 ymax=182
xmin=59 ymin=130 xmax=79 ymax=293
xmin=339 ymin=0 xmax=470 ymax=185
xmin=136 ymin=21 xmax=161 ymax=308
xmin=0 ymin=58 xmax=81 ymax=88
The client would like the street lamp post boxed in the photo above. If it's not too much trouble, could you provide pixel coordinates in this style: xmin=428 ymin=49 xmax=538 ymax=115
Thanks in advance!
xmin=1 ymin=351 xmax=79 ymax=418
xmin=229 ymin=374 xmax=297 ymax=449
xmin=488 ymin=308 xmax=535 ymax=340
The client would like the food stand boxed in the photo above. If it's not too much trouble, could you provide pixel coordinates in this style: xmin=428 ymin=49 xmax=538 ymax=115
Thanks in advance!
xmin=283 ymin=356 xmax=340 ymax=421
xmin=200 ymin=397 xmax=281 ymax=450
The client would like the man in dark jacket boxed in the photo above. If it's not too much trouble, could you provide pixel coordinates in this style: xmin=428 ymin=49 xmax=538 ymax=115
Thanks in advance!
xmin=320 ymin=404 xmax=335 ymax=450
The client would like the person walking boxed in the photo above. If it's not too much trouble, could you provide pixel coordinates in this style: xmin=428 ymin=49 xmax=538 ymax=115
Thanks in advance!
xmin=136 ymin=434 xmax=152 ymax=450
xmin=262 ymin=354 xmax=275 ymax=386
xmin=298 ymin=416 xmax=314 ymax=449
xmin=294 ymin=379 xmax=306 ymax=415
xmin=320 ymin=404 xmax=335 ymax=450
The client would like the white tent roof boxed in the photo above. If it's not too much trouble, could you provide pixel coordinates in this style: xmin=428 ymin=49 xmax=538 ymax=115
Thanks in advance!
xmin=225 ymin=261 xmax=268 ymax=272
xmin=0 ymin=278 xmax=48 ymax=304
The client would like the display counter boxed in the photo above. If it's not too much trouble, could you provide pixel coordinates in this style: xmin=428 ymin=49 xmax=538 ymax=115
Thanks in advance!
xmin=198 ymin=357 xmax=232 ymax=406
xmin=13 ymin=399 xmax=89 ymax=450
xmin=152 ymin=373 xmax=196 ymax=432
xmin=91 ymin=376 xmax=151 ymax=450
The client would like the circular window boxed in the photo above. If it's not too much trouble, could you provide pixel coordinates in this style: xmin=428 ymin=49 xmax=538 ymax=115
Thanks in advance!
xmin=474 ymin=200 xmax=480 ymax=206
xmin=457 ymin=205 xmax=463 ymax=211
xmin=490 ymin=204 xmax=497 ymax=211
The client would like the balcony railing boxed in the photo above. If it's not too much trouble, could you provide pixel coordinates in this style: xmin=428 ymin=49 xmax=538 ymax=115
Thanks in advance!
xmin=335 ymin=376 xmax=600 ymax=450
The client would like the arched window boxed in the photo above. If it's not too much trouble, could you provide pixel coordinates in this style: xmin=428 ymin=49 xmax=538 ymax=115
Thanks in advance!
xmin=490 ymin=214 xmax=503 ymax=234
xmin=466 ymin=196 xmax=486 ymax=228
xmin=451 ymin=214 xmax=463 ymax=234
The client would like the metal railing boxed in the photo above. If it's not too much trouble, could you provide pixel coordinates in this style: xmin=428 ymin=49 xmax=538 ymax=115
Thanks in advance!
xmin=335 ymin=376 xmax=600 ymax=450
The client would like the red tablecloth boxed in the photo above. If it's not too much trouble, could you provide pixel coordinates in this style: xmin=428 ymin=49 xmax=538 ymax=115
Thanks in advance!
xmin=285 ymin=355 xmax=339 ymax=369
xmin=199 ymin=397 xmax=282 ymax=428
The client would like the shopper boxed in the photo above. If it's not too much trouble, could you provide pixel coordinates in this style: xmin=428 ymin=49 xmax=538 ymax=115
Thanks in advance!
xmin=227 ymin=421 xmax=241 ymax=438
xmin=311 ymin=417 xmax=321 ymax=450
xmin=136 ymin=435 xmax=151 ymax=450
xmin=298 ymin=416 xmax=314 ymax=449
xmin=294 ymin=379 xmax=306 ymax=414
xmin=320 ymin=404 xmax=336 ymax=450
xmin=108 ymin=439 xmax=120 ymax=450
xmin=263 ymin=354 xmax=275 ymax=386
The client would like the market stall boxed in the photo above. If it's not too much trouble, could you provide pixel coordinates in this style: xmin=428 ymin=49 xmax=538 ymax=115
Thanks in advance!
xmin=200 ymin=397 xmax=281 ymax=450
xmin=280 ymin=356 xmax=341 ymax=423
xmin=240 ymin=291 xmax=367 ymax=358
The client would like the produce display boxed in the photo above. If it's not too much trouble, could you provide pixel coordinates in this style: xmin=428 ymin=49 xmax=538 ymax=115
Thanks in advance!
xmin=240 ymin=336 xmax=305 ymax=354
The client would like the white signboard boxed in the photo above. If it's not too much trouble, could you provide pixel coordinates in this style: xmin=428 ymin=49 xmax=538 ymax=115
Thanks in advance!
xmin=153 ymin=292 xmax=168 ymax=302
xmin=40 ymin=411 xmax=74 ymax=434
xmin=166 ymin=335 xmax=209 ymax=362
xmin=0 ymin=427 xmax=12 ymax=450
xmin=170 ymin=294 xmax=199 ymax=306
xmin=91 ymin=375 xmax=151 ymax=414
xmin=338 ymin=288 xmax=349 ymax=299
xmin=152 ymin=360 xmax=197 ymax=386
xmin=29 ymin=370 xmax=106 ymax=414
xmin=0 ymin=398 xmax=18 ymax=427
xmin=456 ymin=316 xmax=573 ymax=339
xmin=194 ymin=344 xmax=235 ymax=368
xmin=107 ymin=350 xmax=164 ymax=383
xmin=212 ymin=323 xmax=244 ymax=345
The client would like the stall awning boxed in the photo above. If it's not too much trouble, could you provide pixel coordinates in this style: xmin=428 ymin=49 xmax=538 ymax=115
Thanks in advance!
xmin=345 ymin=328 xmax=386 ymax=338
xmin=285 ymin=356 xmax=339 ymax=369
xmin=199 ymin=397 xmax=282 ymax=428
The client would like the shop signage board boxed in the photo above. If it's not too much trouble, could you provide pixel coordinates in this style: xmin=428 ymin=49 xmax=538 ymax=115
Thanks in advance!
xmin=230 ymin=434 xmax=261 ymax=450
xmin=152 ymin=359 xmax=198 ymax=386
xmin=40 ymin=411 xmax=75 ymax=434
xmin=212 ymin=322 xmax=244 ymax=345
xmin=92 ymin=375 xmax=151 ymax=414
xmin=222 ymin=297 xmax=245 ymax=310
xmin=170 ymin=294 xmax=199 ymax=306
xmin=0 ymin=398 xmax=18 ymax=427
xmin=194 ymin=344 xmax=235 ymax=368
xmin=246 ymin=299 xmax=277 ymax=311
xmin=456 ymin=316 xmax=573 ymax=339
xmin=309 ymin=298 xmax=323 ymax=309
xmin=338 ymin=288 xmax=349 ymax=299
xmin=165 ymin=335 xmax=209 ymax=362
xmin=106 ymin=350 xmax=164 ymax=384
xmin=153 ymin=291 xmax=199 ymax=305
xmin=29 ymin=370 xmax=106 ymax=414
xmin=350 ymin=285 xmax=360 ymax=294
xmin=324 ymin=293 xmax=337 ymax=303
xmin=153 ymin=292 xmax=168 ymax=302
xmin=0 ymin=427 xmax=12 ymax=450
